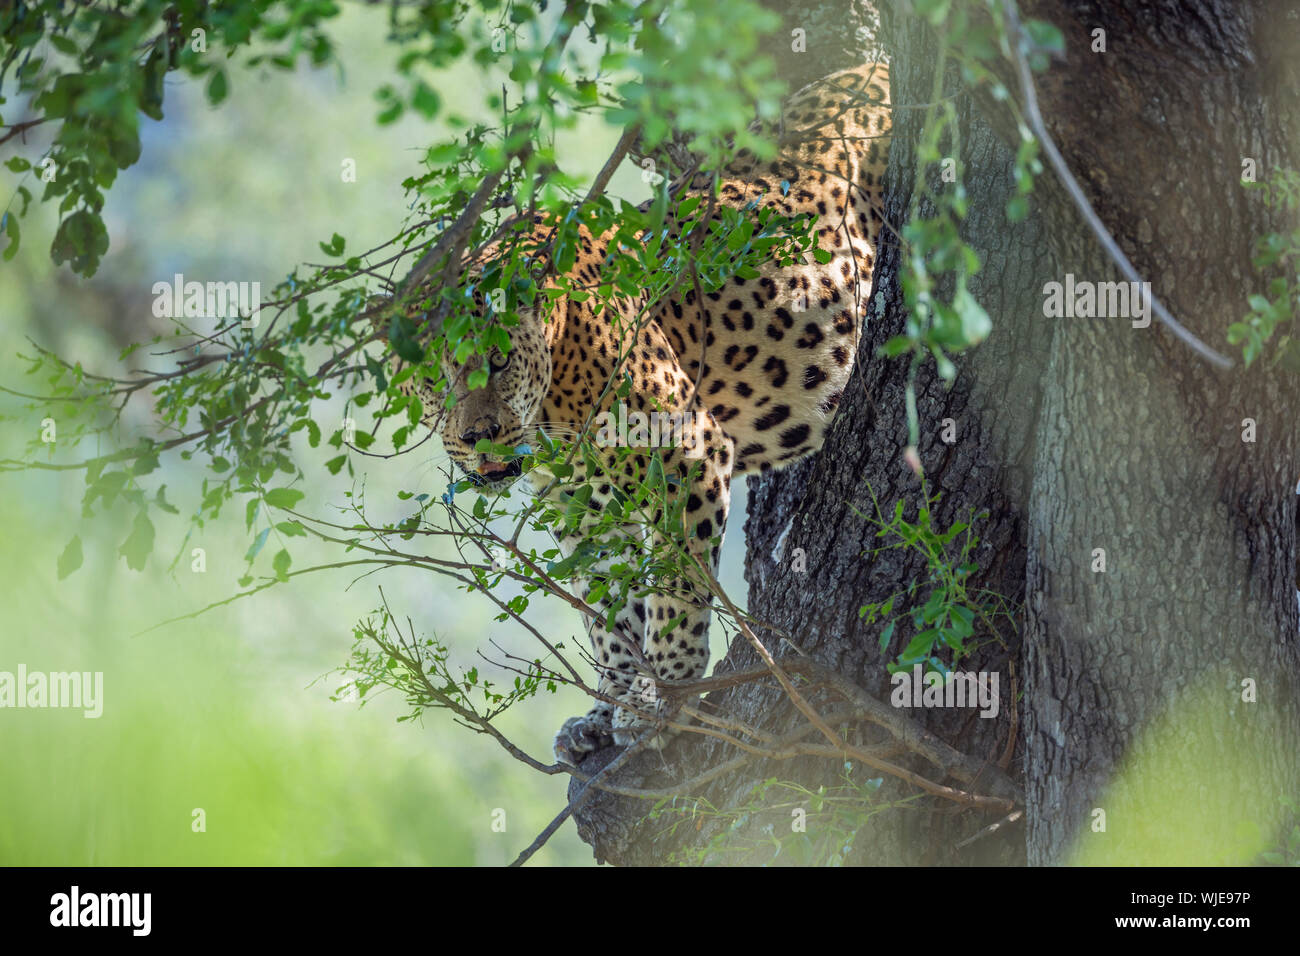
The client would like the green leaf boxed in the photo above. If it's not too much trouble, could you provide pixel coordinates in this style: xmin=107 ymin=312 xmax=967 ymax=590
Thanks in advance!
xmin=2 ymin=211 xmax=19 ymax=262
xmin=878 ymin=335 xmax=913 ymax=358
xmin=1244 ymin=329 xmax=1263 ymax=366
xmin=412 ymin=81 xmax=441 ymax=118
xmin=48 ymin=34 xmax=79 ymax=56
xmin=141 ymin=47 xmax=166 ymax=121
xmin=1024 ymin=19 xmax=1066 ymax=55
xmin=388 ymin=314 xmax=424 ymax=363
xmin=264 ymin=487 xmax=305 ymax=509
xmin=949 ymin=605 xmax=975 ymax=638
xmin=207 ymin=69 xmax=229 ymax=105
xmin=51 ymin=210 xmax=109 ymax=276
xmin=953 ymin=285 xmax=992 ymax=345
xmin=132 ymin=452 xmax=160 ymax=476
xmin=57 ymin=535 xmax=84 ymax=580
xmin=153 ymin=485 xmax=180 ymax=515
xmin=119 ymin=509 xmax=155 ymax=571
xmin=245 ymin=527 xmax=271 ymax=562
xmin=377 ymin=98 xmax=403 ymax=125
xmin=899 ymin=630 xmax=937 ymax=664
xmin=921 ymin=589 xmax=947 ymax=624
xmin=473 ymin=438 xmax=520 ymax=458
xmin=275 ymin=521 xmax=307 ymax=537
xmin=564 ymin=484 xmax=594 ymax=531
xmin=272 ymin=548 xmax=292 ymax=581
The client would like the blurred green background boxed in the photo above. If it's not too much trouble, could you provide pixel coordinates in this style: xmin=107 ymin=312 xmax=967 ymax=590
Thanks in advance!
xmin=0 ymin=6 xmax=748 ymax=866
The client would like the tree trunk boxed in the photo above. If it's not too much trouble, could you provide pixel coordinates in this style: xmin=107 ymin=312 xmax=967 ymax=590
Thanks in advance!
xmin=1011 ymin=0 xmax=1300 ymax=865
xmin=569 ymin=0 xmax=1300 ymax=867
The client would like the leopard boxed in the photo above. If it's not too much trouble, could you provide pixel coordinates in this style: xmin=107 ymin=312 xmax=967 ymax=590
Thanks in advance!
xmin=384 ymin=62 xmax=891 ymax=765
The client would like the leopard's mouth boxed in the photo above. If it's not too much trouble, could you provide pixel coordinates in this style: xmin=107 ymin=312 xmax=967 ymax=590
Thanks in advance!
xmin=467 ymin=458 xmax=523 ymax=488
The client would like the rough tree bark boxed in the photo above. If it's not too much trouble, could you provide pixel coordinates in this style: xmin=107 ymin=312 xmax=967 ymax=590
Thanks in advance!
xmin=568 ymin=0 xmax=1300 ymax=866
xmin=1010 ymin=0 xmax=1300 ymax=865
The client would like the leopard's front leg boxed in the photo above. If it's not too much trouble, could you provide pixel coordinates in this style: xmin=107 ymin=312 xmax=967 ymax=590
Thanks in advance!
xmin=551 ymin=527 xmax=649 ymax=765
xmin=611 ymin=438 xmax=734 ymax=750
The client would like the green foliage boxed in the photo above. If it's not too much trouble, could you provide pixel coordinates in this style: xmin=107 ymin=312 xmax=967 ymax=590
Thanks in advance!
xmin=605 ymin=0 xmax=783 ymax=165
xmin=4 ymin=141 xmax=814 ymax=600
xmin=1 ymin=0 xmax=348 ymax=275
xmin=339 ymin=613 xmax=549 ymax=724
xmin=854 ymin=482 xmax=1017 ymax=674
xmin=1232 ymin=168 xmax=1300 ymax=368
xmin=3 ymin=0 xmax=808 ymax=594
xmin=1 ymin=0 xmax=785 ymax=277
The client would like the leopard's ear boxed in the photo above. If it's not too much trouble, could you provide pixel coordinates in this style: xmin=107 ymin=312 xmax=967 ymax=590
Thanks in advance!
xmin=522 ymin=288 xmax=567 ymax=347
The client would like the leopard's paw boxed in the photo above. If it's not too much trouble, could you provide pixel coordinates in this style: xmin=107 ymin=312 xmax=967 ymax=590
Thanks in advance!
xmin=611 ymin=696 xmax=677 ymax=751
xmin=553 ymin=712 xmax=614 ymax=766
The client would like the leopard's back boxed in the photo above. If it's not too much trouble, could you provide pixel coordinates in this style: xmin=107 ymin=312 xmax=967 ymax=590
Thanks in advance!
xmin=653 ymin=63 xmax=892 ymax=472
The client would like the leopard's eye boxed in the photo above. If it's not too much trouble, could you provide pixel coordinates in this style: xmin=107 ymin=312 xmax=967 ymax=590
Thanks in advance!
xmin=489 ymin=349 xmax=510 ymax=372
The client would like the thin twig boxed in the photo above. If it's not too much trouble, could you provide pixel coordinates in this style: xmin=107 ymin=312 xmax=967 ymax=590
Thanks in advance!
xmin=583 ymin=124 xmax=641 ymax=207
xmin=955 ymin=808 xmax=1024 ymax=850
xmin=0 ymin=117 xmax=49 ymax=147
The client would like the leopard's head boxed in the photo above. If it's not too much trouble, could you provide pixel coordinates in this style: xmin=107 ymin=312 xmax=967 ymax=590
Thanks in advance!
xmin=373 ymin=224 xmax=562 ymax=491
xmin=432 ymin=304 xmax=553 ymax=490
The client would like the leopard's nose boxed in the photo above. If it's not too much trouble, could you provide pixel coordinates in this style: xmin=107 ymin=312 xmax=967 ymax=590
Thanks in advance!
xmin=461 ymin=422 xmax=501 ymax=446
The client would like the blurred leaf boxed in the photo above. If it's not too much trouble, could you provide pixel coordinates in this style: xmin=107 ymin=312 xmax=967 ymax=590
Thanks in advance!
xmin=272 ymin=548 xmax=292 ymax=581
xmin=50 ymin=211 xmax=109 ymax=276
xmin=265 ymin=488 xmax=305 ymax=509
xmin=207 ymin=69 xmax=229 ymax=105
xmin=57 ymin=535 xmax=83 ymax=580
xmin=245 ymin=527 xmax=271 ymax=562
xmin=119 ymin=510 xmax=155 ymax=571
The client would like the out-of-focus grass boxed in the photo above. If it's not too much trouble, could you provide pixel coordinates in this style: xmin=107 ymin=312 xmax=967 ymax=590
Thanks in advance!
xmin=0 ymin=488 xmax=586 ymax=865
xmin=0 ymin=641 xmax=479 ymax=865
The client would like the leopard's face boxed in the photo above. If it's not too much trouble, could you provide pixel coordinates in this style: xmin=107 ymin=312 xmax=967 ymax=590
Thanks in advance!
xmin=431 ymin=306 xmax=553 ymax=492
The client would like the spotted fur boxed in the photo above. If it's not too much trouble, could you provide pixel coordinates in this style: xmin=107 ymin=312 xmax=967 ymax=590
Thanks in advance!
xmin=392 ymin=64 xmax=891 ymax=763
